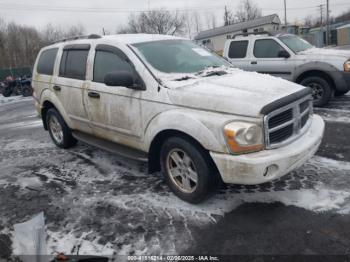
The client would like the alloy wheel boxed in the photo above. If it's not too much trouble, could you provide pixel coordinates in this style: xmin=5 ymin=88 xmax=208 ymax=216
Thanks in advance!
xmin=166 ymin=149 xmax=198 ymax=193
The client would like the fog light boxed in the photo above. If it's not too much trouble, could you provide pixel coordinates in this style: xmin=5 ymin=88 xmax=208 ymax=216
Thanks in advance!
xmin=263 ymin=164 xmax=279 ymax=177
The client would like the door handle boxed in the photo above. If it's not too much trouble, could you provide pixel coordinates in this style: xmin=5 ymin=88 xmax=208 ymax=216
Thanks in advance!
xmin=251 ymin=61 xmax=258 ymax=65
xmin=53 ymin=85 xmax=61 ymax=91
xmin=88 ymin=91 xmax=100 ymax=99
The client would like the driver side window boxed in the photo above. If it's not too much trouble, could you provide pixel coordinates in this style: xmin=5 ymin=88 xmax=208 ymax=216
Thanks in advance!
xmin=254 ymin=39 xmax=286 ymax=58
xmin=93 ymin=47 xmax=134 ymax=83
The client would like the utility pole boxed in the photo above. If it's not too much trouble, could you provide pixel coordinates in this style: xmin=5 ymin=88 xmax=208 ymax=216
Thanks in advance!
xmin=326 ymin=0 xmax=330 ymax=46
xmin=284 ymin=0 xmax=287 ymax=26
xmin=319 ymin=5 xmax=324 ymax=26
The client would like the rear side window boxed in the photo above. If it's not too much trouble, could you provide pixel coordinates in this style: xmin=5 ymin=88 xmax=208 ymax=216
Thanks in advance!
xmin=254 ymin=39 xmax=285 ymax=58
xmin=59 ymin=49 xmax=89 ymax=80
xmin=37 ymin=48 xmax=58 ymax=75
xmin=228 ymin=41 xmax=248 ymax=58
xmin=93 ymin=50 xmax=134 ymax=83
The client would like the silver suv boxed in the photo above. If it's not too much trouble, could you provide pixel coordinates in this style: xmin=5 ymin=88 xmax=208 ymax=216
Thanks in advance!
xmin=223 ymin=33 xmax=350 ymax=106
xmin=32 ymin=34 xmax=324 ymax=203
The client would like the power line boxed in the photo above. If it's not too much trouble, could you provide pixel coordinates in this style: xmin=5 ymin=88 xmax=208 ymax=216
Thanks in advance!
xmin=0 ymin=2 xmax=348 ymax=14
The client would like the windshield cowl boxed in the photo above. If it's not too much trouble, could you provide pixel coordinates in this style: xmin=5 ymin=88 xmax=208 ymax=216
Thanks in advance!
xmin=166 ymin=66 xmax=232 ymax=81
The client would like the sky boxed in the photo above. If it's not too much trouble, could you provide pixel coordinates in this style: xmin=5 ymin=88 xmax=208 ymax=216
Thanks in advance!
xmin=0 ymin=0 xmax=349 ymax=36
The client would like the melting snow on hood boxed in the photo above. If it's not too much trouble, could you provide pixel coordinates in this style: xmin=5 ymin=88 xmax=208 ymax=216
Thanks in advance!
xmin=164 ymin=67 xmax=306 ymax=117
xmin=298 ymin=47 xmax=350 ymax=59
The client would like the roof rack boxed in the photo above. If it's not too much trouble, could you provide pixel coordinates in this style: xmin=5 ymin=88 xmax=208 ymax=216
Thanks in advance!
xmin=231 ymin=31 xmax=272 ymax=39
xmin=54 ymin=34 xmax=102 ymax=44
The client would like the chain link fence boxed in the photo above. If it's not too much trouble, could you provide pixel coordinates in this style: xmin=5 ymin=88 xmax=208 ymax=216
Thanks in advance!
xmin=0 ymin=67 xmax=32 ymax=81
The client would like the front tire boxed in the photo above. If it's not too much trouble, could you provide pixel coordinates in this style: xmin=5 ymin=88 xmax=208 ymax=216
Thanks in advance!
xmin=46 ymin=108 xmax=77 ymax=148
xmin=160 ymin=136 xmax=219 ymax=204
xmin=300 ymin=76 xmax=333 ymax=107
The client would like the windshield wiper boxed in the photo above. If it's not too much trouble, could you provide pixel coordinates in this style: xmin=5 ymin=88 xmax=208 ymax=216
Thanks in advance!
xmin=174 ymin=75 xmax=195 ymax=81
xmin=201 ymin=71 xmax=228 ymax=77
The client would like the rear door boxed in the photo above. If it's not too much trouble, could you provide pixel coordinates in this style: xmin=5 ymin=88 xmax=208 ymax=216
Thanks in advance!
xmin=53 ymin=44 xmax=92 ymax=133
xmin=251 ymin=38 xmax=294 ymax=81
xmin=225 ymin=40 xmax=251 ymax=71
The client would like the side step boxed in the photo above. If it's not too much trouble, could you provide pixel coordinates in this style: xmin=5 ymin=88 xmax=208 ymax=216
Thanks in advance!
xmin=72 ymin=131 xmax=148 ymax=162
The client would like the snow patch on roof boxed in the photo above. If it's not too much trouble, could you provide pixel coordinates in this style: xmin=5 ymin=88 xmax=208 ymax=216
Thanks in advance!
xmin=102 ymin=34 xmax=186 ymax=44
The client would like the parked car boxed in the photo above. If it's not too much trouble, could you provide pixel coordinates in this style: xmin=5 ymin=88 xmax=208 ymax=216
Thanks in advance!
xmin=32 ymin=34 xmax=324 ymax=203
xmin=223 ymin=32 xmax=350 ymax=107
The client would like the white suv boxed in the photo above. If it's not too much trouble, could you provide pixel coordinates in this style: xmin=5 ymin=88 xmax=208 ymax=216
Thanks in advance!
xmin=32 ymin=34 xmax=324 ymax=203
xmin=223 ymin=33 xmax=350 ymax=107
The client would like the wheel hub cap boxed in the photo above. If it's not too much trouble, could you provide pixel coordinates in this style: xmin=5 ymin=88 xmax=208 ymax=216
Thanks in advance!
xmin=308 ymin=82 xmax=324 ymax=101
xmin=166 ymin=149 xmax=198 ymax=193
xmin=49 ymin=115 xmax=63 ymax=144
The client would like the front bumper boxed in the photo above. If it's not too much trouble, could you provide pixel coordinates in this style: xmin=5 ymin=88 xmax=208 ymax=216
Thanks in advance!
xmin=210 ymin=115 xmax=325 ymax=185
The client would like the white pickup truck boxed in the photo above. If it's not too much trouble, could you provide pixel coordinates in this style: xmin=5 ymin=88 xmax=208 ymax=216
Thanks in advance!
xmin=223 ymin=33 xmax=350 ymax=107
xmin=32 ymin=34 xmax=324 ymax=203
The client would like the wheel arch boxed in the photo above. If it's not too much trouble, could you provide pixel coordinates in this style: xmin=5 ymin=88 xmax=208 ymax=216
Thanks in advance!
xmin=149 ymin=129 xmax=217 ymax=173
xmin=295 ymin=70 xmax=335 ymax=90
xmin=40 ymin=89 xmax=74 ymax=130
xmin=145 ymin=110 xmax=225 ymax=173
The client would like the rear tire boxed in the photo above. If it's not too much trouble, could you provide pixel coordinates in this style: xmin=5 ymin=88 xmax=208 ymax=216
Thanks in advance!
xmin=160 ymin=136 xmax=219 ymax=204
xmin=46 ymin=108 xmax=77 ymax=149
xmin=300 ymin=76 xmax=333 ymax=107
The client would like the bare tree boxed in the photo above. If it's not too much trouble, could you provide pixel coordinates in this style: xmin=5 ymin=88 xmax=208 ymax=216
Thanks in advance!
xmin=41 ymin=24 xmax=86 ymax=45
xmin=0 ymin=17 xmax=86 ymax=70
xmin=235 ymin=0 xmax=262 ymax=22
xmin=304 ymin=15 xmax=314 ymax=27
xmin=0 ymin=17 xmax=8 ymax=68
xmin=224 ymin=6 xmax=235 ymax=26
xmin=117 ymin=9 xmax=186 ymax=36
xmin=204 ymin=12 xmax=217 ymax=29
xmin=192 ymin=12 xmax=202 ymax=34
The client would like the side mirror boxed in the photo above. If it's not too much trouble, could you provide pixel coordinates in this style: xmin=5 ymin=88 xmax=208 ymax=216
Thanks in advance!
xmin=278 ymin=50 xmax=290 ymax=58
xmin=104 ymin=71 xmax=144 ymax=90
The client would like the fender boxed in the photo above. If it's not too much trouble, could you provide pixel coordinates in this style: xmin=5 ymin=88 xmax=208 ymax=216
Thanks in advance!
xmin=293 ymin=61 xmax=339 ymax=82
xmin=40 ymin=88 xmax=75 ymax=129
xmin=144 ymin=109 xmax=228 ymax=154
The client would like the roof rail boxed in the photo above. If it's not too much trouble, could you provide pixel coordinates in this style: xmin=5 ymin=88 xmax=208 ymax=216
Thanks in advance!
xmin=231 ymin=31 xmax=272 ymax=39
xmin=53 ymin=34 xmax=102 ymax=44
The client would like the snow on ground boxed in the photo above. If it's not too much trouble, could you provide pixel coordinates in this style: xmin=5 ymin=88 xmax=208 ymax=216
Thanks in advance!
xmin=0 ymin=94 xmax=350 ymax=256
xmin=0 ymin=95 xmax=32 ymax=106
xmin=1 ymin=135 xmax=350 ymax=256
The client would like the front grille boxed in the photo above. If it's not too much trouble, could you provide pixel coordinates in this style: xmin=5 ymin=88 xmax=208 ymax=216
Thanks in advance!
xmin=269 ymin=124 xmax=294 ymax=144
xmin=264 ymin=96 xmax=312 ymax=149
xmin=269 ymin=108 xmax=293 ymax=129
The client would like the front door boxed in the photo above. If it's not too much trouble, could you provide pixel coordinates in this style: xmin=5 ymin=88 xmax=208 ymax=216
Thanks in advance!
xmin=250 ymin=38 xmax=294 ymax=81
xmin=84 ymin=44 xmax=143 ymax=144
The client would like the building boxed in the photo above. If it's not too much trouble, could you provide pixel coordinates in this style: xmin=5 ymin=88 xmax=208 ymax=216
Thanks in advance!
xmin=194 ymin=14 xmax=281 ymax=54
xmin=337 ymin=23 xmax=350 ymax=46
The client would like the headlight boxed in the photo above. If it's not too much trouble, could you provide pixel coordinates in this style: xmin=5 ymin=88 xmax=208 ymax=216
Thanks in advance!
xmin=224 ymin=122 xmax=264 ymax=154
xmin=344 ymin=60 xmax=350 ymax=72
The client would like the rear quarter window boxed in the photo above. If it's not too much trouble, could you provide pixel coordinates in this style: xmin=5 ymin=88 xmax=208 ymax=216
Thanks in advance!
xmin=228 ymin=41 xmax=248 ymax=58
xmin=37 ymin=48 xmax=58 ymax=75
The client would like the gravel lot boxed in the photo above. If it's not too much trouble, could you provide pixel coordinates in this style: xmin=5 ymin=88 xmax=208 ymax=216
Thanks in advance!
xmin=0 ymin=93 xmax=349 ymax=259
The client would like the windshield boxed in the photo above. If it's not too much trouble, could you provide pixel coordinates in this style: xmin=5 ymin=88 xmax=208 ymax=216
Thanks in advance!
xmin=132 ymin=40 xmax=230 ymax=74
xmin=278 ymin=35 xmax=313 ymax=53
